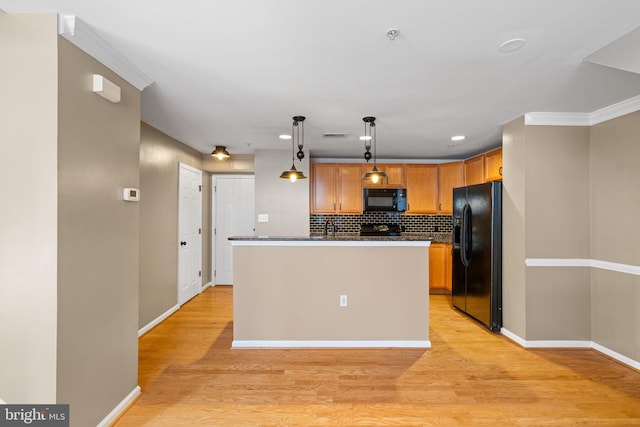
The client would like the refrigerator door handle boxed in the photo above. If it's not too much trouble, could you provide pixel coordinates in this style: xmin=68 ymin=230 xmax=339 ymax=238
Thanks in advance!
xmin=461 ymin=203 xmax=472 ymax=267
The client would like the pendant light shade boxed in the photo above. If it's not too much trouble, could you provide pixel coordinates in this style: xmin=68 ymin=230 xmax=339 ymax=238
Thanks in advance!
xmin=280 ymin=116 xmax=307 ymax=182
xmin=211 ymin=145 xmax=231 ymax=160
xmin=361 ymin=116 xmax=388 ymax=183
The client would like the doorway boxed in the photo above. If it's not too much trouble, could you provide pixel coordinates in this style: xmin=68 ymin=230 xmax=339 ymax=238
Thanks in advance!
xmin=213 ymin=175 xmax=255 ymax=285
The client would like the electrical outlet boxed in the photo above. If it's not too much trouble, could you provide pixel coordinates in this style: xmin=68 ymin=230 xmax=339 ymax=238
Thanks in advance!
xmin=339 ymin=295 xmax=348 ymax=307
xmin=257 ymin=214 xmax=269 ymax=223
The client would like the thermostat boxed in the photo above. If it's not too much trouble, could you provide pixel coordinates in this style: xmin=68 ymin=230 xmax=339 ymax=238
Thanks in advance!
xmin=123 ymin=188 xmax=140 ymax=201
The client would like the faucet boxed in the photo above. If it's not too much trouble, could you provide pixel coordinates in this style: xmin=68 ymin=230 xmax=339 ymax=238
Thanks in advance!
xmin=323 ymin=218 xmax=337 ymax=237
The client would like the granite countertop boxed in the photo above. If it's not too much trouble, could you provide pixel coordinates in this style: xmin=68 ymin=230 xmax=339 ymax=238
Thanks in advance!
xmin=229 ymin=232 xmax=452 ymax=243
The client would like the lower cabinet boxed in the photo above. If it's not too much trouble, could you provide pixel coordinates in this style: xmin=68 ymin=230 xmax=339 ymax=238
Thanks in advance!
xmin=429 ymin=243 xmax=452 ymax=293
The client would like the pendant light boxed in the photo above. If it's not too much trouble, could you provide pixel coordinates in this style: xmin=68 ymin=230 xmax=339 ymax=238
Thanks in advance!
xmin=361 ymin=116 xmax=388 ymax=184
xmin=211 ymin=145 xmax=231 ymax=160
xmin=279 ymin=116 xmax=307 ymax=182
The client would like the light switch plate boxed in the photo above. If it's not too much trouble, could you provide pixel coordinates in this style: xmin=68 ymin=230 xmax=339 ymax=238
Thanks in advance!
xmin=258 ymin=214 xmax=269 ymax=223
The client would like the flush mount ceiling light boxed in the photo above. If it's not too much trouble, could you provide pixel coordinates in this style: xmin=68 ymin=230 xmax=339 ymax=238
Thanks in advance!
xmin=279 ymin=115 xmax=307 ymax=182
xmin=211 ymin=145 xmax=231 ymax=160
xmin=386 ymin=29 xmax=399 ymax=41
xmin=361 ymin=116 xmax=388 ymax=185
xmin=499 ymin=38 xmax=526 ymax=53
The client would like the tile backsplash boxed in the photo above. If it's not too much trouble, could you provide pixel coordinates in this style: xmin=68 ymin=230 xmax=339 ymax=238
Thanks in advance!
xmin=310 ymin=213 xmax=453 ymax=235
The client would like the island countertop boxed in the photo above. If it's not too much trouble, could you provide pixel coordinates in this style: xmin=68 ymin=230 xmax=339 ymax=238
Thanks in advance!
xmin=229 ymin=233 xmax=446 ymax=245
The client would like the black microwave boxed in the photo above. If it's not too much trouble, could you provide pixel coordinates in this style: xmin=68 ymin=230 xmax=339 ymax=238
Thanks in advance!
xmin=363 ymin=188 xmax=407 ymax=212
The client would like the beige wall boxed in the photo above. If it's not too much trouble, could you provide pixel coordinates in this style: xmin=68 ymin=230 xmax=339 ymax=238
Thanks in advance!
xmin=524 ymin=125 xmax=591 ymax=340
xmin=233 ymin=245 xmax=429 ymax=342
xmin=502 ymin=120 xmax=592 ymax=340
xmin=56 ymin=37 xmax=141 ymax=426
xmin=254 ymin=150 xmax=310 ymax=236
xmin=202 ymin=153 xmax=255 ymax=173
xmin=590 ymin=111 xmax=640 ymax=361
xmin=139 ymin=122 xmax=212 ymax=328
xmin=0 ymin=13 xmax=59 ymax=404
xmin=502 ymin=117 xmax=527 ymax=337
xmin=503 ymin=112 xmax=639 ymax=360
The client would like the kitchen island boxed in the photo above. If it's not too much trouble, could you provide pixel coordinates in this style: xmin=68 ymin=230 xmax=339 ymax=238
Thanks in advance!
xmin=229 ymin=236 xmax=431 ymax=348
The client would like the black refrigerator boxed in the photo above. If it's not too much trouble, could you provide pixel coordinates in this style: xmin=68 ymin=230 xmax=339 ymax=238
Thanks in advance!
xmin=451 ymin=181 xmax=502 ymax=332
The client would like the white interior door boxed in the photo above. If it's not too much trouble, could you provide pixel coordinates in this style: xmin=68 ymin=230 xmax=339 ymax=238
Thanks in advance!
xmin=178 ymin=163 xmax=202 ymax=305
xmin=213 ymin=175 xmax=255 ymax=285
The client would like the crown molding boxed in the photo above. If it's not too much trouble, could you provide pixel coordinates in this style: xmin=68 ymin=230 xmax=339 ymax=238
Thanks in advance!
xmin=525 ymin=94 xmax=640 ymax=127
xmin=524 ymin=112 xmax=591 ymax=126
xmin=590 ymin=94 xmax=640 ymax=125
xmin=58 ymin=15 xmax=153 ymax=91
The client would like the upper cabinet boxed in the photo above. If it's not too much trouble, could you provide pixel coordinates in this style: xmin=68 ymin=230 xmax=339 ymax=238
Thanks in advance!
xmin=465 ymin=149 xmax=502 ymax=186
xmin=311 ymin=163 xmax=362 ymax=214
xmin=484 ymin=148 xmax=503 ymax=182
xmin=362 ymin=163 xmax=405 ymax=188
xmin=464 ymin=155 xmax=485 ymax=186
xmin=405 ymin=164 xmax=438 ymax=214
xmin=310 ymin=149 xmax=500 ymax=215
xmin=437 ymin=162 xmax=464 ymax=214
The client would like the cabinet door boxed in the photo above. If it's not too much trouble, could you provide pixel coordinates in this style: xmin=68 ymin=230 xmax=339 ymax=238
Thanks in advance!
xmin=484 ymin=148 xmax=503 ymax=182
xmin=429 ymin=244 xmax=446 ymax=290
xmin=464 ymin=155 xmax=485 ymax=186
xmin=311 ymin=164 xmax=337 ymax=213
xmin=382 ymin=164 xmax=405 ymax=187
xmin=337 ymin=164 xmax=363 ymax=213
xmin=438 ymin=162 xmax=464 ymax=213
xmin=406 ymin=164 xmax=438 ymax=213
xmin=362 ymin=164 xmax=405 ymax=188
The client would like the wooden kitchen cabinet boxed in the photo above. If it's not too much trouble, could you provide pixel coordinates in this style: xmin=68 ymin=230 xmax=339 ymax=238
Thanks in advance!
xmin=429 ymin=243 xmax=452 ymax=293
xmin=464 ymin=155 xmax=485 ymax=186
xmin=437 ymin=162 xmax=464 ymax=214
xmin=362 ymin=163 xmax=405 ymax=188
xmin=311 ymin=163 xmax=362 ymax=214
xmin=484 ymin=148 xmax=503 ymax=182
xmin=405 ymin=164 xmax=438 ymax=214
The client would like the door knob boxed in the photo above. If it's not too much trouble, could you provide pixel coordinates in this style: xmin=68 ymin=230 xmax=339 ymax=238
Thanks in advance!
xmin=180 ymin=241 xmax=187 ymax=246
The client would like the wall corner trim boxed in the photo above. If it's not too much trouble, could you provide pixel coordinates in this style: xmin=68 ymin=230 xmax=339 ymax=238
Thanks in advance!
xmin=500 ymin=328 xmax=640 ymax=371
xmin=138 ymin=304 xmax=180 ymax=337
xmin=524 ymin=94 xmax=640 ymax=127
xmin=96 ymin=386 xmax=141 ymax=427
xmin=58 ymin=15 xmax=153 ymax=91
xmin=525 ymin=258 xmax=640 ymax=276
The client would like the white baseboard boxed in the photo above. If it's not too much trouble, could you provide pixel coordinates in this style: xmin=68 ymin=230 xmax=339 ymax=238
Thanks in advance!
xmin=138 ymin=304 xmax=180 ymax=337
xmin=232 ymin=340 xmax=431 ymax=349
xmin=0 ymin=397 xmax=5 ymax=404
xmin=202 ymin=281 xmax=214 ymax=291
xmin=592 ymin=342 xmax=640 ymax=371
xmin=501 ymin=327 xmax=639 ymax=371
xmin=97 ymin=385 xmax=140 ymax=427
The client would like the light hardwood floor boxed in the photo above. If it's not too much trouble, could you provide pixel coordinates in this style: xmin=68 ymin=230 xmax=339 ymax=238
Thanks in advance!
xmin=115 ymin=286 xmax=640 ymax=426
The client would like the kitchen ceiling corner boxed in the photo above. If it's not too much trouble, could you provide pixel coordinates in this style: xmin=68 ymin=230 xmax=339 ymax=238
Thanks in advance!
xmin=3 ymin=0 xmax=640 ymax=159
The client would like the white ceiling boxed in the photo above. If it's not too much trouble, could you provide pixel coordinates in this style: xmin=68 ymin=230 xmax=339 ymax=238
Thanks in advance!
xmin=3 ymin=0 xmax=640 ymax=160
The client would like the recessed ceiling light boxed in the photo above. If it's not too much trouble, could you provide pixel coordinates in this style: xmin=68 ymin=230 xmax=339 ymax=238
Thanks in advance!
xmin=451 ymin=135 xmax=465 ymax=141
xmin=279 ymin=134 xmax=292 ymax=140
xmin=499 ymin=38 xmax=526 ymax=53
xmin=359 ymin=136 xmax=372 ymax=141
